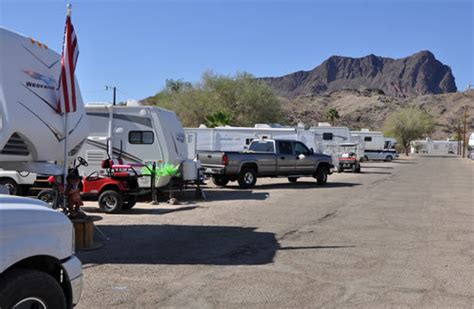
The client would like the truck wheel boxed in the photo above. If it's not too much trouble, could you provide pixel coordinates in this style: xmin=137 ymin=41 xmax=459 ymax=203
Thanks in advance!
xmin=212 ymin=176 xmax=229 ymax=187
xmin=385 ymin=155 xmax=393 ymax=162
xmin=98 ymin=190 xmax=123 ymax=213
xmin=0 ymin=178 xmax=20 ymax=196
xmin=237 ymin=168 xmax=257 ymax=189
xmin=355 ymin=165 xmax=361 ymax=173
xmin=122 ymin=195 xmax=137 ymax=210
xmin=0 ymin=269 xmax=67 ymax=309
xmin=288 ymin=177 xmax=298 ymax=183
xmin=315 ymin=167 xmax=328 ymax=185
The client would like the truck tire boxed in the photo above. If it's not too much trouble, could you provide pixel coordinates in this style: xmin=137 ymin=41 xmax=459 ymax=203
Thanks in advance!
xmin=212 ymin=176 xmax=229 ymax=187
xmin=385 ymin=155 xmax=393 ymax=162
xmin=122 ymin=196 xmax=137 ymax=210
xmin=288 ymin=177 xmax=298 ymax=183
xmin=0 ymin=178 xmax=20 ymax=196
xmin=0 ymin=268 xmax=67 ymax=309
xmin=315 ymin=167 xmax=328 ymax=185
xmin=237 ymin=168 xmax=257 ymax=189
xmin=98 ymin=190 xmax=123 ymax=213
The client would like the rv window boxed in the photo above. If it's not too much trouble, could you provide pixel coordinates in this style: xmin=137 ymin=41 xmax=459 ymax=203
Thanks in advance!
xmin=322 ymin=133 xmax=333 ymax=140
xmin=364 ymin=136 xmax=372 ymax=142
xmin=129 ymin=131 xmax=154 ymax=144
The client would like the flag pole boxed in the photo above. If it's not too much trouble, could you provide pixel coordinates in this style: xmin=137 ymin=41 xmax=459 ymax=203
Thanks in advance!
xmin=62 ymin=3 xmax=72 ymax=210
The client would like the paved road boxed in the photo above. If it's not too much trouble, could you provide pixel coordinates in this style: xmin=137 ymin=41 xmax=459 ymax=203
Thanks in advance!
xmin=77 ymin=156 xmax=473 ymax=308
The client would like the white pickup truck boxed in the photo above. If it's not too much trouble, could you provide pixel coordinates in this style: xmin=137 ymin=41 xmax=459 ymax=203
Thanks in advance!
xmin=0 ymin=195 xmax=83 ymax=308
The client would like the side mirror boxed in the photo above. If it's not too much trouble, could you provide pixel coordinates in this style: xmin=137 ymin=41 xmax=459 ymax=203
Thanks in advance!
xmin=310 ymin=148 xmax=314 ymax=154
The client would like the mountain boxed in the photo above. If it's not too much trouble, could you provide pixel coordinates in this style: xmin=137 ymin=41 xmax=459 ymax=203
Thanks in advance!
xmin=260 ymin=51 xmax=457 ymax=98
xmin=281 ymin=89 xmax=473 ymax=139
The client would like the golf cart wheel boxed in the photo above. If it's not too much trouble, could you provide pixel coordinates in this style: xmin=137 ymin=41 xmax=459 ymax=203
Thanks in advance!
xmin=355 ymin=165 xmax=361 ymax=173
xmin=0 ymin=269 xmax=67 ymax=309
xmin=98 ymin=190 xmax=123 ymax=213
xmin=337 ymin=164 xmax=343 ymax=173
xmin=237 ymin=167 xmax=257 ymax=189
xmin=364 ymin=155 xmax=369 ymax=162
xmin=288 ymin=177 xmax=298 ymax=183
xmin=212 ymin=176 xmax=229 ymax=187
xmin=0 ymin=178 xmax=20 ymax=195
xmin=122 ymin=195 xmax=137 ymax=210
xmin=315 ymin=166 xmax=328 ymax=185
xmin=351 ymin=164 xmax=358 ymax=173
xmin=385 ymin=155 xmax=393 ymax=162
xmin=37 ymin=189 xmax=55 ymax=207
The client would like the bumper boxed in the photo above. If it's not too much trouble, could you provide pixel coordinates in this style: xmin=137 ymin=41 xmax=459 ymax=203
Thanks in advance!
xmin=62 ymin=256 xmax=83 ymax=306
xmin=203 ymin=166 xmax=226 ymax=175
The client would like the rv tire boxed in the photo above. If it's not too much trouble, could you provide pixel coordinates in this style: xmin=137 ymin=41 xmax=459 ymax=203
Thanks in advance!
xmin=212 ymin=176 xmax=229 ymax=187
xmin=0 ymin=178 xmax=20 ymax=195
xmin=98 ymin=190 xmax=123 ymax=213
xmin=385 ymin=155 xmax=393 ymax=162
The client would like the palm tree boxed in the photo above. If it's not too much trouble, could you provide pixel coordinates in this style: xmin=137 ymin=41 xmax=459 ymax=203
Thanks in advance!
xmin=205 ymin=111 xmax=233 ymax=128
xmin=325 ymin=108 xmax=340 ymax=126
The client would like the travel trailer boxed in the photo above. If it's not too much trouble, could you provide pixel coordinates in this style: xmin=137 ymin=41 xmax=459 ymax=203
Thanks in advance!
xmin=0 ymin=27 xmax=88 ymax=173
xmin=350 ymin=129 xmax=386 ymax=151
xmin=78 ymin=104 xmax=199 ymax=188
xmin=410 ymin=139 xmax=459 ymax=155
xmin=185 ymin=125 xmax=307 ymax=159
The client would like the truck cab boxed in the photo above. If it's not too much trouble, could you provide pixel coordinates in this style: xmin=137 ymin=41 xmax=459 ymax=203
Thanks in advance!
xmin=0 ymin=195 xmax=83 ymax=308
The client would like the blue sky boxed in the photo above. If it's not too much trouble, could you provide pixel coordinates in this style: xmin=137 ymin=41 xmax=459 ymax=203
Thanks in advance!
xmin=1 ymin=0 xmax=473 ymax=103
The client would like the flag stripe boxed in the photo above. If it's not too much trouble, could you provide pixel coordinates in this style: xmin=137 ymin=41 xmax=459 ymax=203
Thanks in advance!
xmin=58 ymin=15 xmax=79 ymax=114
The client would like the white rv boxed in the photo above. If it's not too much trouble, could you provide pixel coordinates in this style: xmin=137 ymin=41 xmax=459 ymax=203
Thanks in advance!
xmin=410 ymin=139 xmax=459 ymax=155
xmin=350 ymin=129 xmax=386 ymax=151
xmin=0 ymin=27 xmax=88 ymax=171
xmin=185 ymin=125 xmax=304 ymax=159
xmin=78 ymin=104 xmax=198 ymax=188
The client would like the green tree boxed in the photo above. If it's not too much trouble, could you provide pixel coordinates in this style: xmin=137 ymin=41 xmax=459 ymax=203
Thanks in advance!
xmin=146 ymin=71 xmax=283 ymax=127
xmin=384 ymin=106 xmax=434 ymax=156
xmin=205 ymin=110 xmax=233 ymax=128
xmin=325 ymin=108 xmax=340 ymax=125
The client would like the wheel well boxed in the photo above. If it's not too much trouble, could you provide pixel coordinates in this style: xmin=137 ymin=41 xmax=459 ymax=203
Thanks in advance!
xmin=99 ymin=184 xmax=120 ymax=195
xmin=241 ymin=163 xmax=258 ymax=174
xmin=5 ymin=255 xmax=72 ymax=306
xmin=0 ymin=177 xmax=16 ymax=183
xmin=317 ymin=162 xmax=331 ymax=171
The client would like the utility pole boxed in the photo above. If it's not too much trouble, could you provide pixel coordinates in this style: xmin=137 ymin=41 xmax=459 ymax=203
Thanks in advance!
xmin=462 ymin=106 xmax=468 ymax=158
xmin=105 ymin=85 xmax=117 ymax=106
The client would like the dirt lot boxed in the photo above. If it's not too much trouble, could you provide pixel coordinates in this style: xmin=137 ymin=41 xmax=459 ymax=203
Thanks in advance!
xmin=77 ymin=156 xmax=473 ymax=308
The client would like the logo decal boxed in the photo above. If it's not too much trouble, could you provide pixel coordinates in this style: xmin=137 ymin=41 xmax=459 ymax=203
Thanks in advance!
xmin=23 ymin=70 xmax=57 ymax=89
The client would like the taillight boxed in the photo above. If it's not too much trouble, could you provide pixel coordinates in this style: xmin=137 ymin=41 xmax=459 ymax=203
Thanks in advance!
xmin=222 ymin=154 xmax=229 ymax=166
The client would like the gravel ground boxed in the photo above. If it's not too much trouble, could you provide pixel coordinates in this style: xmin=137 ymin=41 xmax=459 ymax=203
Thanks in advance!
xmin=76 ymin=156 xmax=473 ymax=308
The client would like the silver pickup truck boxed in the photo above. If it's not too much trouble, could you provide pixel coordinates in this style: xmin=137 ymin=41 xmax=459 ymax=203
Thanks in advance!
xmin=198 ymin=139 xmax=333 ymax=189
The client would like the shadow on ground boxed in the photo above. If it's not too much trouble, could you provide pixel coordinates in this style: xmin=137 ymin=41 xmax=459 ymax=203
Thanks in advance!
xmin=81 ymin=206 xmax=198 ymax=215
xmin=78 ymin=224 xmax=352 ymax=266
xmin=360 ymin=171 xmax=392 ymax=175
xmin=248 ymin=181 xmax=362 ymax=190
xmin=201 ymin=189 xmax=269 ymax=201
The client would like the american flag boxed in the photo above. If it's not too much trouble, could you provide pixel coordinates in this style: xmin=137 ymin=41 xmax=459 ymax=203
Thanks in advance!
xmin=58 ymin=7 xmax=79 ymax=114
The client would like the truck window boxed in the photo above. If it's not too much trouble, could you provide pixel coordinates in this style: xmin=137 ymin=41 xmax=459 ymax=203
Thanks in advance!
xmin=245 ymin=138 xmax=254 ymax=145
xmin=249 ymin=141 xmax=275 ymax=152
xmin=364 ymin=136 xmax=372 ymax=142
xmin=129 ymin=131 xmax=154 ymax=144
xmin=294 ymin=142 xmax=310 ymax=155
xmin=278 ymin=141 xmax=293 ymax=155
xmin=322 ymin=132 xmax=333 ymax=140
